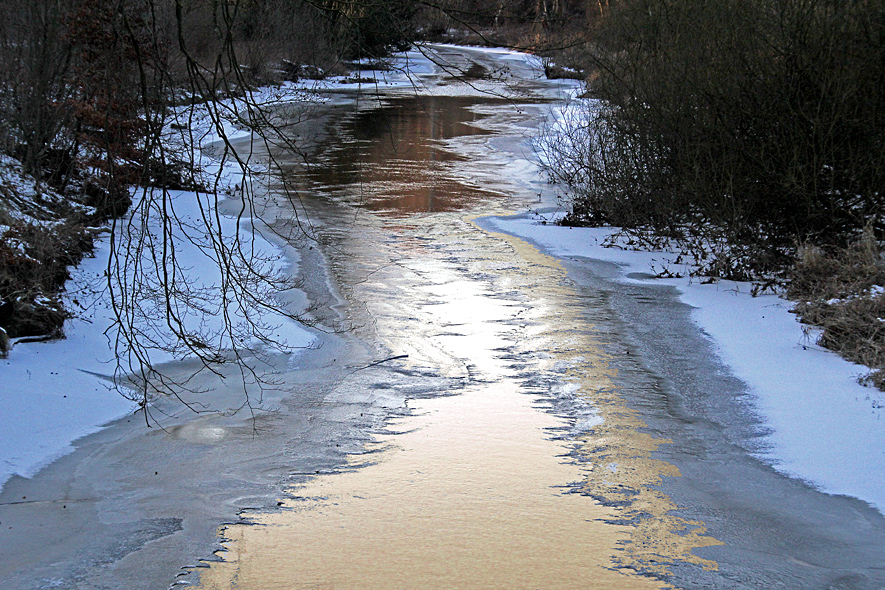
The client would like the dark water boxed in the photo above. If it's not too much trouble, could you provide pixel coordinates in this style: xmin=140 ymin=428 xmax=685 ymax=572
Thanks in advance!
xmin=301 ymin=96 xmax=517 ymax=214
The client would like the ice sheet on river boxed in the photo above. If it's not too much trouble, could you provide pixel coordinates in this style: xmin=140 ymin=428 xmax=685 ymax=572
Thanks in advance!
xmin=485 ymin=212 xmax=885 ymax=514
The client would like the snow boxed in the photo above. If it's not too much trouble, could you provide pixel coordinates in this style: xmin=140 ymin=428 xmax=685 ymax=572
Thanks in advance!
xmin=0 ymin=237 xmax=136 ymax=488
xmin=2 ymin=41 xmax=882 ymax=522
xmin=1 ymin=192 xmax=314 ymax=492
xmin=1 ymin=181 xmax=315 ymax=491
xmin=484 ymin=212 xmax=885 ymax=514
xmin=1 ymin=97 xmax=315 ymax=495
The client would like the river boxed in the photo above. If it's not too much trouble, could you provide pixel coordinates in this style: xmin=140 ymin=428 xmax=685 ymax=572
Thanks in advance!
xmin=1 ymin=44 xmax=883 ymax=590
xmin=193 ymin=46 xmax=885 ymax=589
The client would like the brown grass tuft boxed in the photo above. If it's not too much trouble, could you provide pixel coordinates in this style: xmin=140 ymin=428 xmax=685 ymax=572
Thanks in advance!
xmin=788 ymin=228 xmax=885 ymax=389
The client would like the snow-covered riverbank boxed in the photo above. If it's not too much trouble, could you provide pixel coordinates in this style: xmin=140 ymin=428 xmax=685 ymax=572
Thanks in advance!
xmin=0 ymin=242 xmax=134 ymax=488
xmin=0 ymin=187 xmax=318 ymax=491
xmin=486 ymin=211 xmax=885 ymax=514
xmin=0 ymin=107 xmax=315 ymax=495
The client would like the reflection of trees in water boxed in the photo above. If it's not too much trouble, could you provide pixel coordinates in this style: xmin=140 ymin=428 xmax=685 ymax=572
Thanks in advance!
xmin=303 ymin=96 xmax=505 ymax=213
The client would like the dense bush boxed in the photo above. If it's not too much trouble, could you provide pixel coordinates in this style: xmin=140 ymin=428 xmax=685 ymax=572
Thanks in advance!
xmin=547 ymin=0 xmax=885 ymax=280
xmin=316 ymin=0 xmax=416 ymax=60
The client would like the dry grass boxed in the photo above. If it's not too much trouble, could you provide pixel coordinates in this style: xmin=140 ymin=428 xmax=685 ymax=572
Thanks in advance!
xmin=788 ymin=229 xmax=885 ymax=388
xmin=0 ymin=218 xmax=94 ymax=341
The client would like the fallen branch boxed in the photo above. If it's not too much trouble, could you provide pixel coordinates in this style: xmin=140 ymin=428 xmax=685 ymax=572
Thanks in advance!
xmin=353 ymin=354 xmax=409 ymax=371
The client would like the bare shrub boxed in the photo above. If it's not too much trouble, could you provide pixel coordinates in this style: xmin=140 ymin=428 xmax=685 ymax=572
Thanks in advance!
xmin=548 ymin=0 xmax=885 ymax=281
xmin=0 ymin=219 xmax=94 ymax=339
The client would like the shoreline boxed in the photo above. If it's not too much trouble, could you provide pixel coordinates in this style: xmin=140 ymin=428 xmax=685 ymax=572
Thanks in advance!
xmin=483 ymin=209 xmax=885 ymax=514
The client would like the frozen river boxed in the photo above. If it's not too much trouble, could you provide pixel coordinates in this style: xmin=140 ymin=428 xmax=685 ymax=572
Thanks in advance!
xmin=194 ymin=46 xmax=885 ymax=589
xmin=1 ymin=45 xmax=883 ymax=590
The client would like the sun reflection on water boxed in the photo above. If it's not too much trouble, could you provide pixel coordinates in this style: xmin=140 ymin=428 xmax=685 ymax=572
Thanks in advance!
xmin=194 ymin=88 xmax=721 ymax=589
xmin=193 ymin=216 xmax=721 ymax=590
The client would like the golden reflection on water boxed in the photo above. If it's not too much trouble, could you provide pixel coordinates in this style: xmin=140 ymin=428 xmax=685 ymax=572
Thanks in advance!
xmin=301 ymin=96 xmax=507 ymax=214
xmin=197 ymin=386 xmax=663 ymax=590
xmin=194 ymin=213 xmax=721 ymax=589
xmin=492 ymin=231 xmax=724 ymax=576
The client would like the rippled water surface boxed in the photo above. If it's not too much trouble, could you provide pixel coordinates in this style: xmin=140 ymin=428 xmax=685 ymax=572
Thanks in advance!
xmin=195 ymin=53 xmax=719 ymax=590
xmin=299 ymin=95 xmax=514 ymax=214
